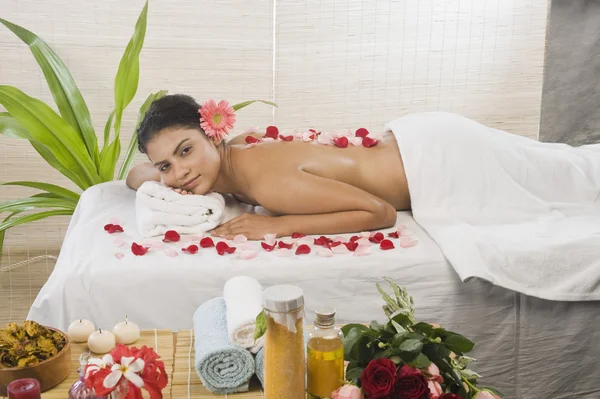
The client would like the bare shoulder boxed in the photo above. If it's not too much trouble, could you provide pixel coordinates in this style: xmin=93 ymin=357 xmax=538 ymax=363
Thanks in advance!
xmin=227 ymin=132 xmax=263 ymax=145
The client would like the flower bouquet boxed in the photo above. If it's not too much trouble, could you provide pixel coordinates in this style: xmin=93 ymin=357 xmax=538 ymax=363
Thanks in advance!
xmin=84 ymin=344 xmax=168 ymax=399
xmin=334 ymin=278 xmax=502 ymax=399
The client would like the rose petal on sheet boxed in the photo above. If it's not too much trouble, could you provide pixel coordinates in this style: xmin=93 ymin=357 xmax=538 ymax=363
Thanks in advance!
xmin=295 ymin=244 xmax=311 ymax=255
xmin=114 ymin=252 xmax=124 ymax=260
xmin=200 ymin=237 xmax=215 ymax=248
xmin=355 ymin=128 xmax=370 ymax=138
xmin=274 ymin=248 xmax=293 ymax=257
xmin=387 ymin=231 xmax=400 ymax=239
xmin=349 ymin=235 xmax=360 ymax=242
xmin=333 ymin=136 xmax=349 ymax=148
xmin=238 ymin=250 xmax=258 ymax=260
xmin=360 ymin=232 xmax=371 ymax=238
xmin=333 ymin=235 xmax=346 ymax=242
xmin=261 ymin=241 xmax=277 ymax=252
xmin=104 ymin=224 xmax=124 ymax=234
xmin=278 ymin=241 xmax=294 ymax=249
xmin=316 ymin=248 xmax=334 ymax=257
xmin=233 ymin=234 xmax=248 ymax=244
xmin=362 ymin=137 xmax=379 ymax=148
xmin=114 ymin=238 xmax=125 ymax=247
xmin=239 ymin=242 xmax=254 ymax=250
xmin=145 ymin=241 xmax=164 ymax=249
xmin=131 ymin=243 xmax=149 ymax=256
xmin=164 ymin=249 xmax=178 ymax=257
xmin=162 ymin=230 xmax=181 ymax=242
xmin=400 ymin=237 xmax=419 ymax=248
xmin=264 ymin=126 xmax=279 ymax=139
xmin=296 ymin=237 xmax=313 ymax=246
xmin=344 ymin=241 xmax=359 ymax=252
xmin=292 ymin=232 xmax=306 ymax=239
xmin=264 ymin=233 xmax=277 ymax=246
xmin=331 ymin=245 xmax=350 ymax=254
xmin=357 ymin=238 xmax=371 ymax=246
xmin=350 ymin=137 xmax=363 ymax=147
xmin=279 ymin=134 xmax=294 ymax=141
xmin=369 ymin=232 xmax=385 ymax=244
xmin=353 ymin=245 xmax=371 ymax=256
xmin=182 ymin=245 xmax=199 ymax=254
xmin=380 ymin=239 xmax=395 ymax=250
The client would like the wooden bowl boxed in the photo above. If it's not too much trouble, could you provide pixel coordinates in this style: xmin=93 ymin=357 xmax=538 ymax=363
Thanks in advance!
xmin=0 ymin=327 xmax=72 ymax=395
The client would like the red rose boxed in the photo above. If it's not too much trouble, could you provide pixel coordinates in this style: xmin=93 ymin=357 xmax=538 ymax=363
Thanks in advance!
xmin=439 ymin=394 xmax=463 ymax=399
xmin=394 ymin=365 xmax=430 ymax=399
xmin=360 ymin=359 xmax=397 ymax=398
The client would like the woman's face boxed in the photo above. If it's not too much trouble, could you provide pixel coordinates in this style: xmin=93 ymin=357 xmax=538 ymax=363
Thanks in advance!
xmin=145 ymin=126 xmax=220 ymax=194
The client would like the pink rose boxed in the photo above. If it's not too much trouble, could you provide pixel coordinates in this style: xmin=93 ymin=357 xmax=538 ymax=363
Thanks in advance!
xmin=424 ymin=363 xmax=443 ymax=384
xmin=428 ymin=381 xmax=443 ymax=399
xmin=331 ymin=384 xmax=364 ymax=399
xmin=474 ymin=392 xmax=500 ymax=399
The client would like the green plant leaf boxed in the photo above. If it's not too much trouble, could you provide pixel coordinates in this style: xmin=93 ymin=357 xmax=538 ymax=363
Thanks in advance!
xmin=0 ymin=209 xmax=73 ymax=232
xmin=392 ymin=332 xmax=408 ymax=347
xmin=232 ymin=99 xmax=278 ymax=112
xmin=0 ymin=18 xmax=98 ymax=163
xmin=369 ymin=320 xmax=385 ymax=333
xmin=413 ymin=322 xmax=434 ymax=336
xmin=99 ymin=138 xmax=121 ymax=182
xmin=342 ymin=327 xmax=364 ymax=362
xmin=445 ymin=334 xmax=475 ymax=354
xmin=0 ymin=86 xmax=100 ymax=189
xmin=345 ymin=365 xmax=364 ymax=383
xmin=0 ymin=197 xmax=76 ymax=214
xmin=397 ymin=338 xmax=423 ymax=361
xmin=341 ymin=323 xmax=369 ymax=337
xmin=103 ymin=110 xmax=116 ymax=151
xmin=408 ymin=353 xmax=432 ymax=368
xmin=254 ymin=310 xmax=266 ymax=341
xmin=0 ymin=211 xmax=20 ymax=261
xmin=113 ymin=0 xmax=148 ymax=137
xmin=1 ymin=182 xmax=80 ymax=202
xmin=117 ymin=90 xmax=168 ymax=180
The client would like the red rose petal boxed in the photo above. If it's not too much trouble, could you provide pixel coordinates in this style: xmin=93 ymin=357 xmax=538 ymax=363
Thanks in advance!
xmin=261 ymin=241 xmax=277 ymax=252
xmin=328 ymin=241 xmax=342 ymax=248
xmin=309 ymin=129 xmax=317 ymax=133
xmin=265 ymin=126 xmax=279 ymax=139
xmin=200 ymin=237 xmax=215 ymax=248
xmin=291 ymin=232 xmax=306 ymax=239
xmin=388 ymin=231 xmax=400 ymax=239
xmin=333 ymin=136 xmax=349 ymax=148
xmin=344 ymin=241 xmax=359 ymax=252
xmin=362 ymin=137 xmax=379 ymax=148
xmin=355 ymin=128 xmax=370 ymax=138
xmin=182 ymin=244 xmax=199 ymax=254
xmin=245 ymin=136 xmax=260 ymax=144
xmin=162 ymin=230 xmax=181 ymax=242
xmin=314 ymin=236 xmax=333 ymax=246
xmin=278 ymin=241 xmax=293 ymax=249
xmin=104 ymin=224 xmax=124 ymax=234
xmin=295 ymin=244 xmax=311 ymax=255
xmin=216 ymin=241 xmax=236 ymax=255
xmin=369 ymin=232 xmax=385 ymax=243
xmin=349 ymin=235 xmax=360 ymax=242
xmin=131 ymin=242 xmax=149 ymax=256
xmin=279 ymin=134 xmax=294 ymax=141
xmin=380 ymin=239 xmax=395 ymax=250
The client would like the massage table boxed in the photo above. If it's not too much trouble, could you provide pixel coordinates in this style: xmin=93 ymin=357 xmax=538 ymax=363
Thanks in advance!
xmin=28 ymin=180 xmax=600 ymax=398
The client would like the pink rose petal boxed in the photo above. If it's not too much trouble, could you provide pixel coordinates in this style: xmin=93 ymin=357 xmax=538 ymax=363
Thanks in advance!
xmin=350 ymin=137 xmax=363 ymax=146
xmin=245 ymin=143 xmax=259 ymax=149
xmin=239 ymin=242 xmax=254 ymax=250
xmin=262 ymin=137 xmax=275 ymax=142
xmin=146 ymin=241 xmax=164 ymax=249
xmin=354 ymin=245 xmax=372 ymax=256
xmin=316 ymin=248 xmax=334 ymax=257
xmin=114 ymin=252 xmax=124 ymax=260
xmin=317 ymin=134 xmax=332 ymax=145
xmin=114 ymin=238 xmax=125 ymax=247
xmin=273 ymin=248 xmax=293 ymax=257
xmin=333 ymin=235 xmax=346 ymax=243
xmin=296 ymin=237 xmax=313 ymax=246
xmin=238 ymin=249 xmax=258 ymax=260
xmin=331 ymin=245 xmax=350 ymax=254
xmin=400 ymin=229 xmax=415 ymax=237
xmin=264 ymin=233 xmax=277 ymax=246
xmin=360 ymin=231 xmax=371 ymax=238
xmin=400 ymin=237 xmax=419 ymax=248
xmin=109 ymin=217 xmax=122 ymax=224
xmin=233 ymin=234 xmax=248 ymax=244
xmin=164 ymin=249 xmax=179 ymax=257
xmin=357 ymin=238 xmax=371 ymax=246
xmin=302 ymin=131 xmax=314 ymax=141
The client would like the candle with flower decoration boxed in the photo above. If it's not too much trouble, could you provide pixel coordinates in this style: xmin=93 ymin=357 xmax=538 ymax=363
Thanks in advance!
xmin=87 ymin=329 xmax=116 ymax=354
xmin=112 ymin=316 xmax=140 ymax=345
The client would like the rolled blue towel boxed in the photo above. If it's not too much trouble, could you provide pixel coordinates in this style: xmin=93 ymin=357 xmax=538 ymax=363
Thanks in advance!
xmin=255 ymin=347 xmax=264 ymax=387
xmin=193 ymin=297 xmax=255 ymax=394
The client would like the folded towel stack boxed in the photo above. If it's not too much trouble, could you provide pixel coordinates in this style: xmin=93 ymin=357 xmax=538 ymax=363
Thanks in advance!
xmin=193 ymin=297 xmax=255 ymax=393
xmin=224 ymin=276 xmax=265 ymax=354
xmin=135 ymin=181 xmax=226 ymax=237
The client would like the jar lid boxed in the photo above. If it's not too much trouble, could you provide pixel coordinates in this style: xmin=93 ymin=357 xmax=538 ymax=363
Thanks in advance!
xmin=314 ymin=307 xmax=336 ymax=328
xmin=262 ymin=285 xmax=304 ymax=312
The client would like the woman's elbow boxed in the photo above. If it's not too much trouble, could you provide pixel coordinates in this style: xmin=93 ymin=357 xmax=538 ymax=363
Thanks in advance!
xmin=371 ymin=202 xmax=397 ymax=229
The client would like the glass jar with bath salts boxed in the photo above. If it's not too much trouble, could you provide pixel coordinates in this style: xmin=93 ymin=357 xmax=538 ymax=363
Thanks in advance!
xmin=262 ymin=284 xmax=306 ymax=399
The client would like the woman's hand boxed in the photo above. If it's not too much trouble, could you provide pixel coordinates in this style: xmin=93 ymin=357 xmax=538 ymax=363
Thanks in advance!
xmin=211 ymin=213 xmax=282 ymax=240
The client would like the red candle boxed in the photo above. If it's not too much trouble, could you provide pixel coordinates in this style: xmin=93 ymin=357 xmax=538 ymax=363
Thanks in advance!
xmin=7 ymin=378 xmax=41 ymax=399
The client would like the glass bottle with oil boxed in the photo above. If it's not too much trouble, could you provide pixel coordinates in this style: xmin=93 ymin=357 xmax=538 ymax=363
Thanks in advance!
xmin=307 ymin=308 xmax=344 ymax=399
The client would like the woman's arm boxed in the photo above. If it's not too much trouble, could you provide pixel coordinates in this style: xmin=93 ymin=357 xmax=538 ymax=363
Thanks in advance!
xmin=212 ymin=171 xmax=397 ymax=239
xmin=125 ymin=162 xmax=160 ymax=190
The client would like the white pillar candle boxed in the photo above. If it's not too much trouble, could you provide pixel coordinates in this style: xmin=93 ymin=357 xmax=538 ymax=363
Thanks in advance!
xmin=67 ymin=319 xmax=96 ymax=343
xmin=87 ymin=329 xmax=116 ymax=354
xmin=112 ymin=316 xmax=140 ymax=345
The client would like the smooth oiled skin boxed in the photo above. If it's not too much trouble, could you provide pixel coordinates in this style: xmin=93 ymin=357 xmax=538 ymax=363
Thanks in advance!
xmin=127 ymin=127 xmax=411 ymax=240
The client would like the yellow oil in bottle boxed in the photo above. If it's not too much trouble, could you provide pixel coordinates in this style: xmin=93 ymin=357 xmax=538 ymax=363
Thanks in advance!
xmin=306 ymin=309 xmax=345 ymax=399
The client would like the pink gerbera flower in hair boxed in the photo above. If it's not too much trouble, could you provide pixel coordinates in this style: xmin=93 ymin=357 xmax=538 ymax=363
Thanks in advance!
xmin=198 ymin=99 xmax=236 ymax=141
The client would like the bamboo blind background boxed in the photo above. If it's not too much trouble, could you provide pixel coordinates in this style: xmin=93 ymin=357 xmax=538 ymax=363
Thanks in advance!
xmin=0 ymin=0 xmax=549 ymax=325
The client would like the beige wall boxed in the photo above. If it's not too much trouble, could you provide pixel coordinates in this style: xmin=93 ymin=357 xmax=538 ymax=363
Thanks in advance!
xmin=0 ymin=0 xmax=548 ymax=264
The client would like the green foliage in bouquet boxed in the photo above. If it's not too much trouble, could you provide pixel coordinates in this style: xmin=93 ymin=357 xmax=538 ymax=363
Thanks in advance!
xmin=341 ymin=278 xmax=503 ymax=399
xmin=0 ymin=1 xmax=275 ymax=259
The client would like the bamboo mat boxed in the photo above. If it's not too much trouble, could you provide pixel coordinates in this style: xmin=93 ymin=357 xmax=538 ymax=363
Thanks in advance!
xmin=172 ymin=329 xmax=264 ymax=399
xmin=1 ymin=329 xmax=175 ymax=399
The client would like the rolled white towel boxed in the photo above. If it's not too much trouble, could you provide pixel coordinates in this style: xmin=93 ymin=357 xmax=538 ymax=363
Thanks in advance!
xmin=223 ymin=276 xmax=264 ymax=353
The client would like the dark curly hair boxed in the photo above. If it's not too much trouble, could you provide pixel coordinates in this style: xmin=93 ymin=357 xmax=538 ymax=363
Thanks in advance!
xmin=137 ymin=94 xmax=205 ymax=154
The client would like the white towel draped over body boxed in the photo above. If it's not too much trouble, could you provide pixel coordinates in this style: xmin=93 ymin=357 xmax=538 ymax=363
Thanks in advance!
xmin=135 ymin=181 xmax=226 ymax=238
xmin=386 ymin=112 xmax=600 ymax=301
xmin=223 ymin=276 xmax=264 ymax=353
